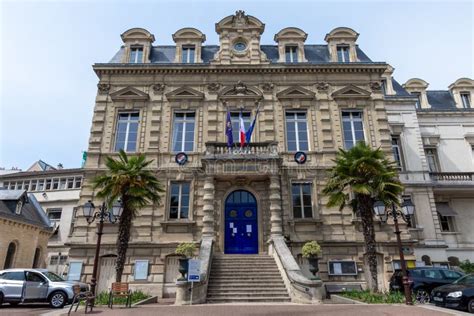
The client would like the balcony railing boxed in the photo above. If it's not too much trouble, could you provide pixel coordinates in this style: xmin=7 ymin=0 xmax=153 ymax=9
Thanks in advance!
xmin=204 ymin=142 xmax=279 ymax=159
xmin=430 ymin=172 xmax=474 ymax=182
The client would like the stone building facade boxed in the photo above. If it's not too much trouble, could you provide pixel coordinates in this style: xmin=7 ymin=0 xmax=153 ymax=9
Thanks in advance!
xmin=66 ymin=11 xmax=473 ymax=299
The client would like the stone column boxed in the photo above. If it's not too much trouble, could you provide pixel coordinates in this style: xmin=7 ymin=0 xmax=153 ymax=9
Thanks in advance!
xmin=269 ymin=175 xmax=283 ymax=236
xmin=202 ymin=176 xmax=215 ymax=237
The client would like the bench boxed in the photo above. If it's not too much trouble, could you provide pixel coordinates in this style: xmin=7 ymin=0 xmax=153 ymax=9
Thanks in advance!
xmin=325 ymin=283 xmax=363 ymax=299
xmin=108 ymin=282 xmax=132 ymax=308
xmin=68 ymin=284 xmax=95 ymax=315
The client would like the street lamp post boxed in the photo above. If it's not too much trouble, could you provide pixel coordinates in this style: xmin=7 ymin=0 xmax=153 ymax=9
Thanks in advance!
xmin=83 ymin=199 xmax=123 ymax=301
xmin=373 ymin=199 xmax=415 ymax=306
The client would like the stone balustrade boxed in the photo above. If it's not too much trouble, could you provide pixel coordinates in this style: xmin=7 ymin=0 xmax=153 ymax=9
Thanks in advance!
xmin=204 ymin=141 xmax=279 ymax=159
xmin=430 ymin=172 xmax=474 ymax=182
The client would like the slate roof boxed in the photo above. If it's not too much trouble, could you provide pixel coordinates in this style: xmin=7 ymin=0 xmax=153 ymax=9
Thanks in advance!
xmin=0 ymin=189 xmax=52 ymax=230
xmin=109 ymin=44 xmax=372 ymax=64
xmin=425 ymin=91 xmax=457 ymax=110
xmin=0 ymin=168 xmax=83 ymax=180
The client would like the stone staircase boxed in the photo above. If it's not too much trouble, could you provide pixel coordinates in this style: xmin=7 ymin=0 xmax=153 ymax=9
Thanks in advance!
xmin=206 ymin=254 xmax=291 ymax=303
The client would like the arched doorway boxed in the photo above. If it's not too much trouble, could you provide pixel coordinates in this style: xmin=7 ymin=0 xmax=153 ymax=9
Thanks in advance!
xmin=224 ymin=190 xmax=258 ymax=254
xmin=4 ymin=242 xmax=17 ymax=269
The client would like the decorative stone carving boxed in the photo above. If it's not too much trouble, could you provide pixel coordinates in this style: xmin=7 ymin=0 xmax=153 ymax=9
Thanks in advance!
xmin=207 ymin=83 xmax=221 ymax=92
xmin=152 ymin=83 xmax=165 ymax=93
xmin=316 ymin=82 xmax=330 ymax=91
xmin=261 ymin=83 xmax=274 ymax=92
xmin=202 ymin=177 xmax=215 ymax=238
xmin=370 ymin=81 xmax=383 ymax=91
xmin=233 ymin=10 xmax=248 ymax=27
xmin=97 ymin=83 xmax=111 ymax=94
xmin=234 ymin=81 xmax=248 ymax=95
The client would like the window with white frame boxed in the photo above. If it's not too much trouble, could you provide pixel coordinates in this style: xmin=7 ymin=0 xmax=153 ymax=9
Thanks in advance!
xmin=115 ymin=112 xmax=140 ymax=152
xmin=424 ymin=148 xmax=440 ymax=172
xmin=74 ymin=177 xmax=82 ymax=189
xmin=436 ymin=202 xmax=456 ymax=232
xmin=30 ymin=180 xmax=37 ymax=191
xmin=182 ymin=45 xmax=195 ymax=63
xmin=285 ymin=112 xmax=309 ymax=151
xmin=37 ymin=180 xmax=45 ymax=191
xmin=129 ymin=46 xmax=143 ymax=63
xmin=411 ymin=92 xmax=421 ymax=109
xmin=169 ymin=182 xmax=190 ymax=219
xmin=342 ymin=111 xmax=365 ymax=149
xmin=52 ymin=179 xmax=59 ymax=190
xmin=23 ymin=181 xmax=30 ymax=191
xmin=45 ymin=179 xmax=52 ymax=190
xmin=336 ymin=45 xmax=350 ymax=62
xmin=230 ymin=112 xmax=251 ymax=144
xmin=3 ymin=182 xmax=9 ymax=189
xmin=67 ymin=178 xmax=74 ymax=189
xmin=291 ymin=183 xmax=313 ymax=219
xmin=460 ymin=92 xmax=471 ymax=108
xmin=59 ymin=178 xmax=66 ymax=190
xmin=391 ymin=136 xmax=404 ymax=170
xmin=285 ymin=45 xmax=298 ymax=63
xmin=172 ymin=112 xmax=195 ymax=152
xmin=47 ymin=208 xmax=62 ymax=225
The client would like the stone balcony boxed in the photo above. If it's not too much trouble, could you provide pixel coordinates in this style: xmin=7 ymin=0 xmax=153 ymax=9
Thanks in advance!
xmin=203 ymin=141 xmax=280 ymax=160
xmin=430 ymin=172 xmax=474 ymax=192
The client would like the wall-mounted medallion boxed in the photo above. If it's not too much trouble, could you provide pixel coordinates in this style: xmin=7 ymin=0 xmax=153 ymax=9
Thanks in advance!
xmin=175 ymin=152 xmax=188 ymax=165
xmin=294 ymin=151 xmax=307 ymax=164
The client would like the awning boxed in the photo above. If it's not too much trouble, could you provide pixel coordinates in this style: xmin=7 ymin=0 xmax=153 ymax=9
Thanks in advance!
xmin=436 ymin=203 xmax=457 ymax=216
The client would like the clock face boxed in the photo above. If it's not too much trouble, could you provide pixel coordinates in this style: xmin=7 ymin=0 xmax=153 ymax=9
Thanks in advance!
xmin=233 ymin=42 xmax=247 ymax=52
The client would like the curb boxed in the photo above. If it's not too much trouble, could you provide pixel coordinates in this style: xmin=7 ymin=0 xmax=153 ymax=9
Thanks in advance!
xmin=132 ymin=296 xmax=158 ymax=306
xmin=330 ymin=294 xmax=367 ymax=305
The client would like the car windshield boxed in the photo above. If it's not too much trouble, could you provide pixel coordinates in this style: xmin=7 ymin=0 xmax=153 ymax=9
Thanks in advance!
xmin=43 ymin=271 xmax=65 ymax=282
xmin=453 ymin=275 xmax=474 ymax=285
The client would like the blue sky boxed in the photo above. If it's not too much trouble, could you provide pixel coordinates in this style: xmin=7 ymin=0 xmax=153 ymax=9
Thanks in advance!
xmin=1 ymin=0 xmax=473 ymax=170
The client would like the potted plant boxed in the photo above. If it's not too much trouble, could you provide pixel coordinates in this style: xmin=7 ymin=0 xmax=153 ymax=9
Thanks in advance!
xmin=302 ymin=241 xmax=322 ymax=277
xmin=175 ymin=242 xmax=196 ymax=281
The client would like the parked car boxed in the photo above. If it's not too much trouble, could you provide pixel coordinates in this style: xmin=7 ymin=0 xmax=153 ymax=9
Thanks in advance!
xmin=431 ymin=274 xmax=474 ymax=313
xmin=389 ymin=267 xmax=464 ymax=303
xmin=0 ymin=269 xmax=88 ymax=308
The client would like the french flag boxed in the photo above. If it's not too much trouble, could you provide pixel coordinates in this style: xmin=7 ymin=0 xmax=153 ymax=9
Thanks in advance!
xmin=239 ymin=111 xmax=246 ymax=147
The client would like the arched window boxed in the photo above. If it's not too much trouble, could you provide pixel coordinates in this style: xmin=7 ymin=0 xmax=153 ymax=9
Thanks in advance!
xmin=421 ymin=255 xmax=431 ymax=266
xmin=32 ymin=248 xmax=41 ymax=268
xmin=448 ymin=256 xmax=460 ymax=267
xmin=4 ymin=242 xmax=17 ymax=269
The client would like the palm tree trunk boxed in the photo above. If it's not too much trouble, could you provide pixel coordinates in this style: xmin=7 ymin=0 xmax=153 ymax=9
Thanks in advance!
xmin=359 ymin=195 xmax=379 ymax=292
xmin=115 ymin=204 xmax=132 ymax=282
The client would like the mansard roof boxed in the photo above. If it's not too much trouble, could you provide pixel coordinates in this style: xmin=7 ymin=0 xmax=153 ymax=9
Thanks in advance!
xmin=425 ymin=91 xmax=457 ymax=110
xmin=108 ymin=44 xmax=372 ymax=64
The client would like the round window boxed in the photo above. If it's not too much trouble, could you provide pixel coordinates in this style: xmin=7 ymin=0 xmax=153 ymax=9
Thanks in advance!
xmin=229 ymin=210 xmax=238 ymax=217
xmin=233 ymin=42 xmax=247 ymax=52
xmin=244 ymin=210 xmax=253 ymax=217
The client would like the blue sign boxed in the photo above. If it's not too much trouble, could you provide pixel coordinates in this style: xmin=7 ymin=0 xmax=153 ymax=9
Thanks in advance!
xmin=187 ymin=259 xmax=201 ymax=282
xmin=175 ymin=152 xmax=188 ymax=165
xmin=294 ymin=151 xmax=307 ymax=164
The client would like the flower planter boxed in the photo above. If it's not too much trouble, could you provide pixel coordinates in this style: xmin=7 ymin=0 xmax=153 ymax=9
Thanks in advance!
xmin=178 ymin=258 xmax=189 ymax=281
xmin=307 ymin=256 xmax=319 ymax=276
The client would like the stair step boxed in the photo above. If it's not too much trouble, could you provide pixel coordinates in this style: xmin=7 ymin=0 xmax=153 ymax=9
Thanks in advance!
xmin=208 ymin=289 xmax=287 ymax=294
xmin=207 ymin=297 xmax=291 ymax=303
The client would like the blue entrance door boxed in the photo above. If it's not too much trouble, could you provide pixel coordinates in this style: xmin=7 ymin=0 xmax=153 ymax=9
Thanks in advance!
xmin=224 ymin=190 xmax=258 ymax=254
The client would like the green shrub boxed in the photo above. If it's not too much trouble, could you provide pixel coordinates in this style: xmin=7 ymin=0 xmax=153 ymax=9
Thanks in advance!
xmin=175 ymin=242 xmax=196 ymax=258
xmin=340 ymin=289 xmax=412 ymax=304
xmin=91 ymin=290 xmax=151 ymax=306
xmin=302 ymin=241 xmax=322 ymax=258
xmin=459 ymin=260 xmax=474 ymax=273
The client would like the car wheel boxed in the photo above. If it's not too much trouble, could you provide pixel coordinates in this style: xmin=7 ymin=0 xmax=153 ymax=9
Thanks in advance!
xmin=49 ymin=291 xmax=67 ymax=308
xmin=467 ymin=298 xmax=474 ymax=313
xmin=415 ymin=289 xmax=430 ymax=304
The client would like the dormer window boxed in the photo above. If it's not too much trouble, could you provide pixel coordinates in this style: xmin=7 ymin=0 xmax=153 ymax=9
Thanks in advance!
xmin=130 ymin=46 xmax=143 ymax=63
xmin=461 ymin=92 xmax=471 ymax=108
xmin=336 ymin=45 xmax=350 ymax=62
xmin=411 ymin=92 xmax=422 ymax=109
xmin=182 ymin=45 xmax=196 ymax=63
xmin=285 ymin=46 xmax=298 ymax=63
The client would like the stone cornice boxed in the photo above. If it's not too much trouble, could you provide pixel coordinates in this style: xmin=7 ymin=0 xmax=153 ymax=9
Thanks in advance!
xmin=93 ymin=63 xmax=389 ymax=78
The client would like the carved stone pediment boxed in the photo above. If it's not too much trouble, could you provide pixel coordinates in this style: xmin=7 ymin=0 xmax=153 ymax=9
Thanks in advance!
xmin=219 ymin=81 xmax=262 ymax=101
xmin=165 ymin=87 xmax=204 ymax=100
xmin=277 ymin=86 xmax=315 ymax=100
xmin=331 ymin=85 xmax=371 ymax=99
xmin=110 ymin=86 xmax=149 ymax=101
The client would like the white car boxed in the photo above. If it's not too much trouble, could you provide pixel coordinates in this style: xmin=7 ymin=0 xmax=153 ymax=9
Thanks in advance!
xmin=0 ymin=268 xmax=88 ymax=308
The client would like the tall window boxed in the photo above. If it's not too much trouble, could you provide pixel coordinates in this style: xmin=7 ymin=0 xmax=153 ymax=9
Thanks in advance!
xmin=130 ymin=47 xmax=143 ymax=63
xmin=4 ymin=242 xmax=16 ymax=269
xmin=342 ymin=111 xmax=365 ymax=149
xmin=182 ymin=45 xmax=195 ymax=63
xmin=230 ymin=112 xmax=251 ymax=144
xmin=292 ymin=183 xmax=313 ymax=219
xmin=438 ymin=212 xmax=455 ymax=232
xmin=411 ymin=92 xmax=421 ymax=109
xmin=115 ymin=112 xmax=139 ymax=152
xmin=30 ymin=180 xmax=37 ymax=191
xmin=169 ymin=182 xmax=190 ymax=219
xmin=285 ymin=112 xmax=309 ymax=151
xmin=336 ymin=45 xmax=350 ymax=62
xmin=425 ymin=148 xmax=440 ymax=172
xmin=285 ymin=46 xmax=298 ymax=63
xmin=172 ymin=112 xmax=195 ymax=152
xmin=391 ymin=137 xmax=404 ymax=170
xmin=32 ymin=248 xmax=41 ymax=268
xmin=47 ymin=208 xmax=62 ymax=226
xmin=460 ymin=92 xmax=471 ymax=109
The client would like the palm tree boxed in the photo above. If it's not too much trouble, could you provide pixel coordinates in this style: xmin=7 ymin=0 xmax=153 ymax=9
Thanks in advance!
xmin=93 ymin=150 xmax=164 ymax=282
xmin=322 ymin=142 xmax=403 ymax=292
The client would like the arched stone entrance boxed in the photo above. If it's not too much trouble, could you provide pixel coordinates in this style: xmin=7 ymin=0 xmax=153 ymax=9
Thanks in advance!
xmin=224 ymin=190 xmax=258 ymax=254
